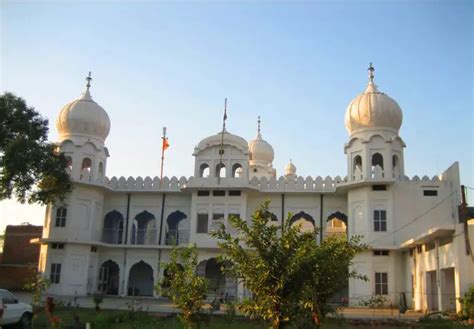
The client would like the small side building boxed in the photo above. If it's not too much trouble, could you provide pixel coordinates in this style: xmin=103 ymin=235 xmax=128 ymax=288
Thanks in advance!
xmin=0 ymin=223 xmax=43 ymax=290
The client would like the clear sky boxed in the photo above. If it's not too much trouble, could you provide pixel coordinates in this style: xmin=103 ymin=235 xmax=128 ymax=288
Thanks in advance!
xmin=1 ymin=0 xmax=473 ymax=232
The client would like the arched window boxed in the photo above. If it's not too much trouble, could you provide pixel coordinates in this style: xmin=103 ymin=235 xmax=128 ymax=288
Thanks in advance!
xmin=392 ymin=155 xmax=399 ymax=171
xmin=98 ymin=162 xmax=104 ymax=179
xmin=353 ymin=155 xmax=362 ymax=173
xmin=199 ymin=163 xmax=210 ymax=178
xmin=81 ymin=157 xmax=92 ymax=180
xmin=371 ymin=153 xmax=384 ymax=169
xmin=102 ymin=210 xmax=124 ymax=244
xmin=132 ymin=211 xmax=156 ymax=245
xmin=216 ymin=163 xmax=226 ymax=178
xmin=232 ymin=163 xmax=243 ymax=178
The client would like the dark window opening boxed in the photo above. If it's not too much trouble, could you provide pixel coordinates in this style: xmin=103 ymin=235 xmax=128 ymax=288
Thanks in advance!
xmin=417 ymin=245 xmax=423 ymax=254
xmin=197 ymin=214 xmax=208 ymax=233
xmin=229 ymin=190 xmax=241 ymax=196
xmin=213 ymin=190 xmax=226 ymax=196
xmin=197 ymin=190 xmax=210 ymax=196
xmin=372 ymin=185 xmax=387 ymax=191
xmin=373 ymin=250 xmax=389 ymax=256
xmin=423 ymin=190 xmax=438 ymax=196
xmin=212 ymin=213 xmax=224 ymax=221
xmin=91 ymin=246 xmax=98 ymax=252
xmin=51 ymin=243 xmax=65 ymax=250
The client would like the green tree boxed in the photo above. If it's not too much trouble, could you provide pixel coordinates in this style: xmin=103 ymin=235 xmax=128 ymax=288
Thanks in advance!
xmin=211 ymin=200 xmax=368 ymax=329
xmin=0 ymin=92 xmax=71 ymax=204
xmin=24 ymin=272 xmax=50 ymax=329
xmin=157 ymin=244 xmax=208 ymax=329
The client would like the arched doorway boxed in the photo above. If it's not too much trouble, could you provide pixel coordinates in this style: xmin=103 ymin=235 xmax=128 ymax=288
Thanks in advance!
xmin=128 ymin=261 xmax=154 ymax=296
xmin=166 ymin=211 xmax=188 ymax=245
xmin=98 ymin=260 xmax=120 ymax=295
xmin=197 ymin=258 xmax=237 ymax=301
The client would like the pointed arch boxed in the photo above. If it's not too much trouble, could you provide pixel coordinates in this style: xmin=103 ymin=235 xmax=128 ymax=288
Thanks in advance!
xmin=128 ymin=261 xmax=154 ymax=296
xmin=216 ymin=163 xmax=226 ymax=178
xmin=102 ymin=210 xmax=124 ymax=244
xmin=232 ymin=163 xmax=243 ymax=178
xmin=200 ymin=163 xmax=210 ymax=177
xmin=372 ymin=153 xmax=384 ymax=169
xmin=132 ymin=210 xmax=156 ymax=245
xmin=289 ymin=211 xmax=315 ymax=227
xmin=327 ymin=211 xmax=348 ymax=226
xmin=98 ymin=260 xmax=120 ymax=295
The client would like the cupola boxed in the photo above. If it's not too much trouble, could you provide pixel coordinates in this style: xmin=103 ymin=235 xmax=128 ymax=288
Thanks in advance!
xmin=344 ymin=63 xmax=403 ymax=136
xmin=56 ymin=73 xmax=111 ymax=143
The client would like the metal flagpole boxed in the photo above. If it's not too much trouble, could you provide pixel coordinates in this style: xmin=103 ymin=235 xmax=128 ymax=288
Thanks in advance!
xmin=218 ymin=98 xmax=227 ymax=184
xmin=160 ymin=127 xmax=167 ymax=187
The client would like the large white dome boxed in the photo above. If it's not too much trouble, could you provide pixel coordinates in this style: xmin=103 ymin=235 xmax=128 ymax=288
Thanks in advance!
xmin=56 ymin=88 xmax=111 ymax=142
xmin=196 ymin=130 xmax=249 ymax=154
xmin=344 ymin=67 xmax=403 ymax=135
xmin=248 ymin=117 xmax=274 ymax=165
xmin=248 ymin=132 xmax=274 ymax=164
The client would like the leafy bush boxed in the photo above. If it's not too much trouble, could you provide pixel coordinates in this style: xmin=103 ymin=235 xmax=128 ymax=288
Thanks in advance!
xmin=459 ymin=285 xmax=474 ymax=319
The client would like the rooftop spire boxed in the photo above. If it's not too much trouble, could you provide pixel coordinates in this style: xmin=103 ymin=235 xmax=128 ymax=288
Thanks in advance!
xmin=368 ymin=63 xmax=375 ymax=83
xmin=86 ymin=71 xmax=92 ymax=90
xmin=257 ymin=115 xmax=261 ymax=134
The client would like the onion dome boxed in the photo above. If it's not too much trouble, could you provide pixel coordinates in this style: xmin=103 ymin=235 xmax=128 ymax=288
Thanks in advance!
xmin=345 ymin=63 xmax=403 ymax=135
xmin=248 ymin=116 xmax=274 ymax=165
xmin=56 ymin=73 xmax=111 ymax=142
xmin=284 ymin=159 xmax=296 ymax=177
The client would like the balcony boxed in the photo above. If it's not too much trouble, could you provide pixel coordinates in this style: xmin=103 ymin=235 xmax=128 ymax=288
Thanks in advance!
xmin=102 ymin=228 xmax=124 ymax=244
xmin=131 ymin=229 xmax=158 ymax=245
xmin=165 ymin=230 xmax=190 ymax=246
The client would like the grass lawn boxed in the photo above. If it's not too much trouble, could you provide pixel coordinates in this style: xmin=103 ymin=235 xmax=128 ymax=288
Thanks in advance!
xmin=29 ymin=307 xmax=469 ymax=329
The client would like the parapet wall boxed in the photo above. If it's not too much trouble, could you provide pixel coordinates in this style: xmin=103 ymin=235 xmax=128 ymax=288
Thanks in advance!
xmin=74 ymin=173 xmax=445 ymax=193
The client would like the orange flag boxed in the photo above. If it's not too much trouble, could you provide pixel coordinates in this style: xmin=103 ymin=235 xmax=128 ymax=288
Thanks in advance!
xmin=163 ymin=137 xmax=170 ymax=151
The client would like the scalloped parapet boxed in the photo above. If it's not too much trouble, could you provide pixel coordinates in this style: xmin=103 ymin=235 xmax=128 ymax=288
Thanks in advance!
xmin=254 ymin=175 xmax=341 ymax=192
xmin=79 ymin=172 xmax=445 ymax=192
xmin=101 ymin=175 xmax=189 ymax=191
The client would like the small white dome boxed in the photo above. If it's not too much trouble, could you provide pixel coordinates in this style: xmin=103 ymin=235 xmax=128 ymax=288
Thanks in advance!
xmin=284 ymin=159 xmax=296 ymax=176
xmin=345 ymin=65 xmax=403 ymax=135
xmin=56 ymin=89 xmax=110 ymax=141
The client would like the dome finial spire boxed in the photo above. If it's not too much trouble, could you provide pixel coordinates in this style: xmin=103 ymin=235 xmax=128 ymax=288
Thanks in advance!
xmin=368 ymin=63 xmax=375 ymax=83
xmin=86 ymin=71 xmax=92 ymax=90
xmin=257 ymin=115 xmax=261 ymax=134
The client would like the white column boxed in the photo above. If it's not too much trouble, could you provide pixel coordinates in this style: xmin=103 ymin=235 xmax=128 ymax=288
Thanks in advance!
xmin=435 ymin=238 xmax=443 ymax=312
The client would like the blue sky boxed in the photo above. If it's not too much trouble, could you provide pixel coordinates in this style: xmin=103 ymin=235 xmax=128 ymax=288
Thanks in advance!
xmin=1 ymin=0 xmax=473 ymax=231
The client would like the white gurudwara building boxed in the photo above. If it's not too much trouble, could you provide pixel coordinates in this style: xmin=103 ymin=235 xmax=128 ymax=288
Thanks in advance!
xmin=36 ymin=66 xmax=474 ymax=313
